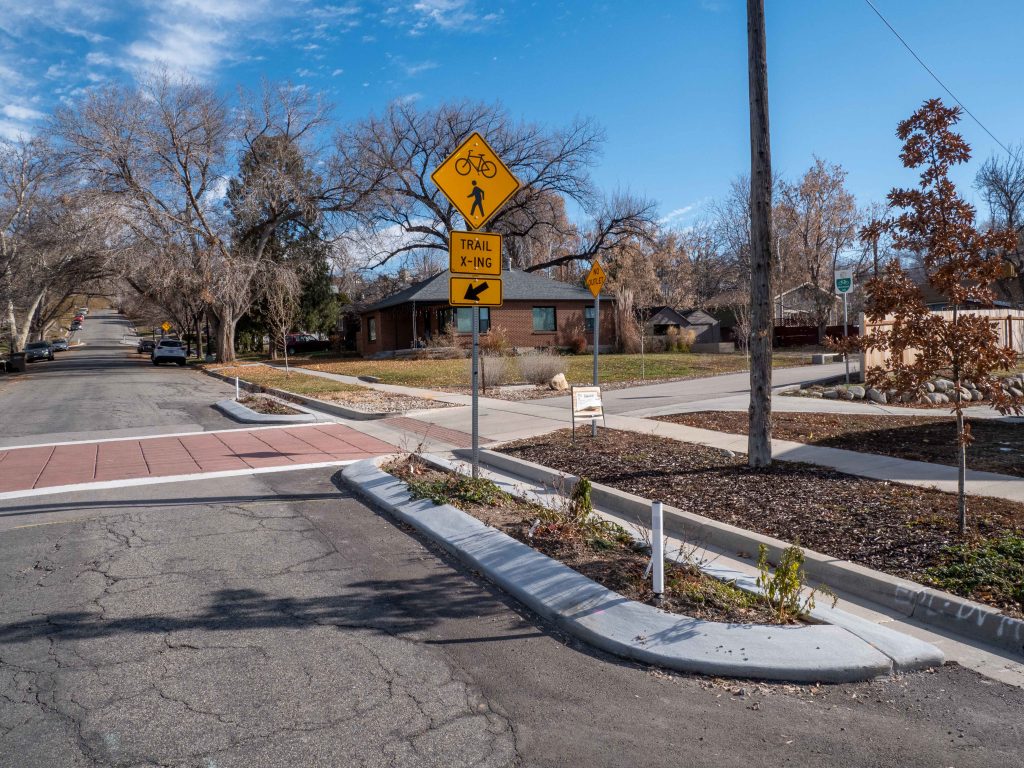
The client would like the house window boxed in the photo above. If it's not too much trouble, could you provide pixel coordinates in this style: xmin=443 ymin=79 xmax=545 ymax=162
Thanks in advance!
xmin=584 ymin=306 xmax=595 ymax=332
xmin=368 ymin=317 xmax=377 ymax=342
xmin=532 ymin=306 xmax=556 ymax=332
xmin=454 ymin=307 xmax=490 ymax=333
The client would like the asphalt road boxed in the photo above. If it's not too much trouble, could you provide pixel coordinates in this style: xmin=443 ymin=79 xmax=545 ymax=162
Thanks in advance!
xmin=1 ymin=468 xmax=1022 ymax=767
xmin=0 ymin=310 xmax=238 ymax=447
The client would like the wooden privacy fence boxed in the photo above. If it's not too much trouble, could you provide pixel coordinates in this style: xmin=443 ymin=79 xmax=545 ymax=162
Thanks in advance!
xmin=861 ymin=309 xmax=1024 ymax=371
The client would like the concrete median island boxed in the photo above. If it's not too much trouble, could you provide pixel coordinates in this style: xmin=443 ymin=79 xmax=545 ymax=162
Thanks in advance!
xmin=343 ymin=456 xmax=942 ymax=682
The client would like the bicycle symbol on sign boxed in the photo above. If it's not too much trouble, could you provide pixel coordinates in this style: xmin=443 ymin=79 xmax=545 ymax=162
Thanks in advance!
xmin=455 ymin=150 xmax=497 ymax=179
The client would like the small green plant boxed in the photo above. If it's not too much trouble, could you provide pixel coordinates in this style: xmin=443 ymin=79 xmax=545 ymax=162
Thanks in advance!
xmin=407 ymin=473 xmax=508 ymax=508
xmin=924 ymin=533 xmax=1024 ymax=612
xmin=755 ymin=543 xmax=836 ymax=622
xmin=569 ymin=477 xmax=594 ymax=519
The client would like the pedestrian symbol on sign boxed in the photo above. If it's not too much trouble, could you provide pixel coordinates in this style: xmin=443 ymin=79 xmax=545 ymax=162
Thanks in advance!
xmin=468 ymin=180 xmax=485 ymax=218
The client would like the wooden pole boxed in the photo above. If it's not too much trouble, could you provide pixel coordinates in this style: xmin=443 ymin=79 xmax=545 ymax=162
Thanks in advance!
xmin=747 ymin=0 xmax=774 ymax=467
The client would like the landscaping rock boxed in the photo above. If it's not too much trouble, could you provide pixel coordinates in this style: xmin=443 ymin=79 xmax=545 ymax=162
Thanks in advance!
xmin=848 ymin=385 xmax=866 ymax=400
xmin=822 ymin=388 xmax=839 ymax=400
xmin=924 ymin=381 xmax=935 ymax=393
xmin=1010 ymin=387 xmax=1024 ymax=398
xmin=968 ymin=388 xmax=983 ymax=402
xmin=841 ymin=390 xmax=855 ymax=401
xmin=867 ymin=388 xmax=886 ymax=404
xmin=549 ymin=372 xmax=570 ymax=391
xmin=900 ymin=392 xmax=915 ymax=403
xmin=956 ymin=387 xmax=973 ymax=402
xmin=885 ymin=388 xmax=899 ymax=401
xmin=933 ymin=378 xmax=953 ymax=393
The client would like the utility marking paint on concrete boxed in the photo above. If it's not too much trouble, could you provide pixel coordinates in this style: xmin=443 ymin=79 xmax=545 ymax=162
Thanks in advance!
xmin=0 ymin=423 xmax=397 ymax=496
xmin=0 ymin=460 xmax=362 ymax=502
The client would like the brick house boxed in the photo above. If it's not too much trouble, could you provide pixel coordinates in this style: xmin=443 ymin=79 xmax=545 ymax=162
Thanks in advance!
xmin=357 ymin=269 xmax=615 ymax=357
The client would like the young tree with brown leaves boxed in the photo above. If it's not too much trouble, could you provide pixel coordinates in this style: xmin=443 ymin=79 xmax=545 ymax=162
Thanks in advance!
xmin=840 ymin=98 xmax=1022 ymax=533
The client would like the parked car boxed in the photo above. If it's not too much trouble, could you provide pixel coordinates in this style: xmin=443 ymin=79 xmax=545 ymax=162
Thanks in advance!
xmin=51 ymin=338 xmax=69 ymax=352
xmin=285 ymin=333 xmax=331 ymax=356
xmin=152 ymin=338 xmax=186 ymax=365
xmin=70 ymin=322 xmax=82 ymax=331
xmin=137 ymin=339 xmax=156 ymax=354
xmin=24 ymin=341 xmax=54 ymax=362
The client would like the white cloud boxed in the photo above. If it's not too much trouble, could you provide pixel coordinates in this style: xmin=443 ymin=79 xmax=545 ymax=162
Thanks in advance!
xmin=331 ymin=68 xmax=345 ymax=77
xmin=658 ymin=205 xmax=695 ymax=226
xmin=403 ymin=59 xmax=437 ymax=76
xmin=86 ymin=52 xmax=114 ymax=67
xmin=2 ymin=104 xmax=46 ymax=121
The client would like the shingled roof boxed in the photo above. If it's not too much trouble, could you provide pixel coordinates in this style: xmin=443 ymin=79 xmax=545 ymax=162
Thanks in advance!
xmin=363 ymin=268 xmax=606 ymax=311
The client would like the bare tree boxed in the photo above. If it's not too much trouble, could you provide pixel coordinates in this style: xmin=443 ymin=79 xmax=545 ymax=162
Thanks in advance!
xmin=976 ymin=145 xmax=1024 ymax=304
xmin=258 ymin=262 xmax=303 ymax=371
xmin=335 ymin=101 xmax=656 ymax=272
xmin=777 ymin=157 xmax=859 ymax=340
xmin=55 ymin=75 xmax=332 ymax=362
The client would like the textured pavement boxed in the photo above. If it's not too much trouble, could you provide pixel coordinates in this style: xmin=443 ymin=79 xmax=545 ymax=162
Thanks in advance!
xmin=0 ymin=425 xmax=396 ymax=494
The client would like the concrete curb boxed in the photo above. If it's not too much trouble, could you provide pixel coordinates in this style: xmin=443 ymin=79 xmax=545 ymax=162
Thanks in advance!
xmin=343 ymin=458 xmax=940 ymax=682
xmin=201 ymin=367 xmax=392 ymax=421
xmin=213 ymin=398 xmax=319 ymax=424
xmin=475 ymin=449 xmax=1024 ymax=659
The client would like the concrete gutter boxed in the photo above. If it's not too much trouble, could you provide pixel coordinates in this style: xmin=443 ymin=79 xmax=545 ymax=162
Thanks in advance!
xmin=343 ymin=457 xmax=942 ymax=682
xmin=214 ymin=397 xmax=319 ymax=424
xmin=475 ymin=449 xmax=1024 ymax=659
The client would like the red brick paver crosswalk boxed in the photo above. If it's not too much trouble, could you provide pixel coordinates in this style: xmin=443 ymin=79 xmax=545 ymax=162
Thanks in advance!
xmin=0 ymin=424 xmax=397 ymax=494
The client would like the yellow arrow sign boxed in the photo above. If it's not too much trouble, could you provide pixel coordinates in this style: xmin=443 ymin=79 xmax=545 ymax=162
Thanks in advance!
xmin=449 ymin=277 xmax=503 ymax=307
xmin=431 ymin=132 xmax=520 ymax=229
xmin=584 ymin=260 xmax=606 ymax=298
xmin=161 ymin=321 xmax=172 ymax=332
xmin=450 ymin=231 xmax=502 ymax=276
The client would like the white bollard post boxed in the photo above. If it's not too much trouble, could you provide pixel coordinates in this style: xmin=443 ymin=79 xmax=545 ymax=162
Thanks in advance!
xmin=652 ymin=501 xmax=664 ymax=598
xmin=235 ymin=376 xmax=240 ymax=401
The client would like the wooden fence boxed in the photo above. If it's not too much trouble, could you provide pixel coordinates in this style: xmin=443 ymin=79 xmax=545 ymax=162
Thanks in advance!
xmin=861 ymin=309 xmax=1024 ymax=371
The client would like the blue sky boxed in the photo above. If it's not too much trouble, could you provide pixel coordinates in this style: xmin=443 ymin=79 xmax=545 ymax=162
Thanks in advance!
xmin=1 ymin=0 xmax=1022 ymax=226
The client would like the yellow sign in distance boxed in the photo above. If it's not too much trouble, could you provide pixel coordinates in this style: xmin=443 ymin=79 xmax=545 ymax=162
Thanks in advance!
xmin=584 ymin=260 xmax=607 ymax=298
xmin=161 ymin=321 xmax=172 ymax=332
xmin=449 ymin=276 xmax=503 ymax=307
xmin=450 ymin=231 xmax=502 ymax=276
xmin=431 ymin=132 xmax=520 ymax=229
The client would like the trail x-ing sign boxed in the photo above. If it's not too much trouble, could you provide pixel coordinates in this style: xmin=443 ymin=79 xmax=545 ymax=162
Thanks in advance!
xmin=449 ymin=277 xmax=503 ymax=307
xmin=431 ymin=132 xmax=520 ymax=230
xmin=450 ymin=231 xmax=502 ymax=276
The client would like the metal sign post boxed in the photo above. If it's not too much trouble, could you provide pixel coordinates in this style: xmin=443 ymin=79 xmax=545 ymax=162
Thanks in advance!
xmin=592 ymin=293 xmax=599 ymax=437
xmin=584 ymin=260 xmax=607 ymax=438
xmin=471 ymin=305 xmax=480 ymax=478
xmin=834 ymin=269 xmax=854 ymax=387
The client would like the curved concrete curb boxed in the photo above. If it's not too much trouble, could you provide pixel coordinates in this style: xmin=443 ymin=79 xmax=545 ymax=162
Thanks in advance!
xmin=343 ymin=458 xmax=941 ymax=682
xmin=202 ymin=367 xmax=391 ymax=421
xmin=477 ymin=449 xmax=1024 ymax=659
xmin=214 ymin=398 xmax=319 ymax=424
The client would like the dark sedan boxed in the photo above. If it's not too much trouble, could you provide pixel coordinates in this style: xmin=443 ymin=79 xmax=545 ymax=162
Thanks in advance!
xmin=137 ymin=339 xmax=156 ymax=354
xmin=285 ymin=333 xmax=331 ymax=356
xmin=24 ymin=341 xmax=54 ymax=362
xmin=51 ymin=338 xmax=69 ymax=351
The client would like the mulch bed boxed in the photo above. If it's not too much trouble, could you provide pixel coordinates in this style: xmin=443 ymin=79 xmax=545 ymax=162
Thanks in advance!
xmin=386 ymin=459 xmax=786 ymax=625
xmin=656 ymin=411 xmax=1024 ymax=478
xmin=495 ymin=429 xmax=1024 ymax=618
xmin=237 ymin=395 xmax=301 ymax=415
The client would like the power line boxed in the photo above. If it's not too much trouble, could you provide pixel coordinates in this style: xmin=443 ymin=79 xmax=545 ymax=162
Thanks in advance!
xmin=863 ymin=0 xmax=1015 ymax=158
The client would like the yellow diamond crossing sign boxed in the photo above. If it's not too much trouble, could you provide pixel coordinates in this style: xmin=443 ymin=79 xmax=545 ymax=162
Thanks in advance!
xmin=161 ymin=321 xmax=172 ymax=333
xmin=431 ymin=132 xmax=520 ymax=230
xmin=584 ymin=260 xmax=606 ymax=298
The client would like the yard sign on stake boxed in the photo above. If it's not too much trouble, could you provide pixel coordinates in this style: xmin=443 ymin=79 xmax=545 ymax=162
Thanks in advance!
xmin=835 ymin=269 xmax=854 ymax=386
xmin=435 ymin=133 xmax=520 ymax=478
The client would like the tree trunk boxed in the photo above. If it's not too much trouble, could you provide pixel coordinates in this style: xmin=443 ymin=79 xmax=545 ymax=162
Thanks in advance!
xmin=15 ymin=289 xmax=46 ymax=350
xmin=211 ymin=307 xmax=237 ymax=363
xmin=956 ymin=410 xmax=967 ymax=534
xmin=747 ymin=0 xmax=774 ymax=468
xmin=5 ymin=298 xmax=18 ymax=352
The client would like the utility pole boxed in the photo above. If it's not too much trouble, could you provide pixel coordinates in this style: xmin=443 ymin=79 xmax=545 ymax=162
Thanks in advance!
xmin=747 ymin=0 xmax=773 ymax=468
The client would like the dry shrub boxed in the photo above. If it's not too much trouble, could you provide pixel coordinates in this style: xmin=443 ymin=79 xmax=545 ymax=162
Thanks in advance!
xmin=666 ymin=326 xmax=697 ymax=353
xmin=558 ymin=313 xmax=588 ymax=354
xmin=465 ymin=354 xmax=508 ymax=387
xmin=479 ymin=324 xmax=511 ymax=355
xmin=426 ymin=324 xmax=459 ymax=349
xmin=518 ymin=349 xmax=566 ymax=384
xmin=614 ymin=287 xmax=642 ymax=353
